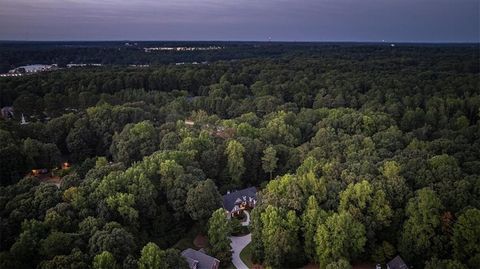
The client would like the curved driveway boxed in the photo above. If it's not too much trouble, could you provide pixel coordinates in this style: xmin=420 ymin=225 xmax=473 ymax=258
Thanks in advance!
xmin=229 ymin=233 xmax=251 ymax=269
xmin=241 ymin=211 xmax=251 ymax=226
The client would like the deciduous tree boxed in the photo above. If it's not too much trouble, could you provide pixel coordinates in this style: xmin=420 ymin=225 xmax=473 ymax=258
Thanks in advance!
xmin=225 ymin=140 xmax=245 ymax=185
xmin=452 ymin=208 xmax=480 ymax=268
xmin=262 ymin=146 xmax=278 ymax=180
xmin=138 ymin=242 xmax=165 ymax=269
xmin=315 ymin=212 xmax=366 ymax=268
xmin=301 ymin=196 xmax=327 ymax=262
xmin=399 ymin=188 xmax=443 ymax=265
xmin=93 ymin=251 xmax=118 ymax=269
xmin=207 ymin=209 xmax=232 ymax=266
xmin=185 ymin=179 xmax=222 ymax=223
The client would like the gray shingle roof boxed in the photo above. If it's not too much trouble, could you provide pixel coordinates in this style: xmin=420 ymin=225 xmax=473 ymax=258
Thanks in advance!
xmin=184 ymin=256 xmax=199 ymax=269
xmin=222 ymin=187 xmax=257 ymax=212
xmin=387 ymin=255 xmax=408 ymax=269
xmin=181 ymin=248 xmax=219 ymax=269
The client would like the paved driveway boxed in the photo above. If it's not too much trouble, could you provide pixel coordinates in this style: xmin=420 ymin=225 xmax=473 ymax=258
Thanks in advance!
xmin=229 ymin=233 xmax=252 ymax=269
xmin=241 ymin=211 xmax=251 ymax=226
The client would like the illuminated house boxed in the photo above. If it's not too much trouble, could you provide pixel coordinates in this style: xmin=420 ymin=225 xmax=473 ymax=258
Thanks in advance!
xmin=222 ymin=187 xmax=257 ymax=217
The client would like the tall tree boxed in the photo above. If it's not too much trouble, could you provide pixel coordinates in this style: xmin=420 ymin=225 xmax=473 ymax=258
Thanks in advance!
xmin=110 ymin=121 xmax=158 ymax=165
xmin=262 ymin=146 xmax=278 ymax=180
xmin=379 ymin=161 xmax=410 ymax=209
xmin=399 ymin=188 xmax=444 ymax=266
xmin=315 ymin=212 xmax=366 ymax=268
xmin=339 ymin=180 xmax=392 ymax=246
xmin=207 ymin=209 xmax=232 ymax=266
xmin=0 ymin=130 xmax=27 ymax=185
xmin=88 ymin=225 xmax=136 ymax=262
xmin=250 ymin=207 xmax=265 ymax=263
xmin=185 ymin=179 xmax=222 ymax=223
xmin=301 ymin=196 xmax=326 ymax=263
xmin=262 ymin=174 xmax=304 ymax=212
xmin=39 ymin=231 xmax=75 ymax=258
xmin=66 ymin=118 xmax=97 ymax=161
xmin=452 ymin=208 xmax=480 ymax=268
xmin=23 ymin=138 xmax=61 ymax=169
xmin=225 ymin=139 xmax=245 ymax=185
xmin=260 ymin=205 xmax=301 ymax=268
xmin=93 ymin=251 xmax=118 ymax=269
xmin=138 ymin=242 xmax=166 ymax=269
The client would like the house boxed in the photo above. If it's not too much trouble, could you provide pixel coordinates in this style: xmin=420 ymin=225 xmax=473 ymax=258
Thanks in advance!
xmin=387 ymin=255 xmax=408 ymax=269
xmin=0 ymin=106 xmax=14 ymax=119
xmin=211 ymin=126 xmax=235 ymax=139
xmin=222 ymin=187 xmax=257 ymax=217
xmin=62 ymin=162 xmax=71 ymax=170
xmin=181 ymin=248 xmax=220 ymax=269
xmin=31 ymin=168 xmax=49 ymax=177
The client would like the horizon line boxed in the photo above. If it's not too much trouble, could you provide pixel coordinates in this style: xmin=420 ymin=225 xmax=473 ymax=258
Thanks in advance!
xmin=0 ymin=39 xmax=479 ymax=44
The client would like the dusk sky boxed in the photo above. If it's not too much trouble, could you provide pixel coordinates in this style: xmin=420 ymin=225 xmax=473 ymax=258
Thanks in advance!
xmin=0 ymin=0 xmax=478 ymax=42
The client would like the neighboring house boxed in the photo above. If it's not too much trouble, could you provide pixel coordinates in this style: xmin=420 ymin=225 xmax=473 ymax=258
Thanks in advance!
xmin=222 ymin=187 xmax=257 ymax=217
xmin=387 ymin=255 xmax=408 ymax=269
xmin=0 ymin=106 xmax=14 ymax=119
xmin=211 ymin=126 xmax=235 ymax=139
xmin=31 ymin=168 xmax=49 ymax=176
xmin=181 ymin=248 xmax=220 ymax=269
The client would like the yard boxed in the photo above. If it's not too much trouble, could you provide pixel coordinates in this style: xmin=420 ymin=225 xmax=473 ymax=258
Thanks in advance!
xmin=239 ymin=242 xmax=254 ymax=268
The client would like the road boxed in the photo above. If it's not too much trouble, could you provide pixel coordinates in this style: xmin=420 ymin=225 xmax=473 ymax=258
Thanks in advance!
xmin=229 ymin=233 xmax=251 ymax=269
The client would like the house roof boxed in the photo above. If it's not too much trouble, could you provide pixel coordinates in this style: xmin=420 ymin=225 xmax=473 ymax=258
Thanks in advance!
xmin=387 ymin=255 xmax=408 ymax=269
xmin=234 ymin=198 xmax=243 ymax=205
xmin=222 ymin=187 xmax=256 ymax=212
xmin=183 ymin=256 xmax=199 ymax=269
xmin=181 ymin=248 xmax=219 ymax=269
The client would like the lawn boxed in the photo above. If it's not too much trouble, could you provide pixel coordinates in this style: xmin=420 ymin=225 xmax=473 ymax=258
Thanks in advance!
xmin=239 ymin=242 xmax=254 ymax=268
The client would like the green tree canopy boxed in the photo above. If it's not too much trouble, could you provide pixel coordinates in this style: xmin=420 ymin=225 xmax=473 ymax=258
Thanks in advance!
xmin=452 ymin=208 xmax=480 ymax=268
xmin=207 ymin=209 xmax=232 ymax=266
xmin=339 ymin=180 xmax=392 ymax=246
xmin=315 ymin=212 xmax=366 ymax=268
xmin=138 ymin=242 xmax=166 ymax=269
xmin=400 ymin=188 xmax=444 ymax=266
xmin=260 ymin=205 xmax=301 ymax=267
xmin=185 ymin=179 xmax=222 ymax=223
xmin=110 ymin=121 xmax=158 ymax=165
xmin=262 ymin=146 xmax=278 ymax=180
xmin=225 ymin=139 xmax=246 ymax=185
xmin=93 ymin=251 xmax=118 ymax=269
xmin=301 ymin=195 xmax=327 ymax=263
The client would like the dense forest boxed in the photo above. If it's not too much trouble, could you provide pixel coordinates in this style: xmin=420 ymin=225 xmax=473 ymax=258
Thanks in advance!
xmin=0 ymin=42 xmax=479 ymax=269
xmin=0 ymin=41 xmax=307 ymax=73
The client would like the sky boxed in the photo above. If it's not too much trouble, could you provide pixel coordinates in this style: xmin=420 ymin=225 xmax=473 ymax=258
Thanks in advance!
xmin=0 ymin=0 xmax=478 ymax=42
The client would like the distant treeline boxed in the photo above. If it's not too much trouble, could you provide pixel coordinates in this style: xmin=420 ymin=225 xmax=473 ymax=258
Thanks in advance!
xmin=0 ymin=41 xmax=478 ymax=73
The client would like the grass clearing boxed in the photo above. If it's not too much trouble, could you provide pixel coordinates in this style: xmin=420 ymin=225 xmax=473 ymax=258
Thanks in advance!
xmin=239 ymin=242 xmax=254 ymax=268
